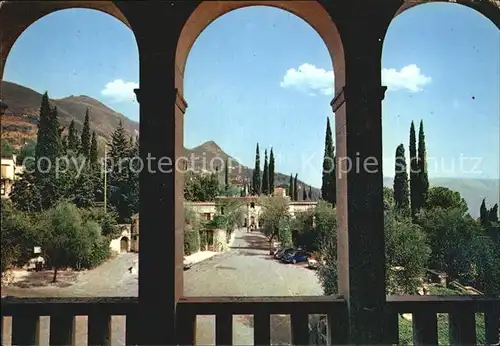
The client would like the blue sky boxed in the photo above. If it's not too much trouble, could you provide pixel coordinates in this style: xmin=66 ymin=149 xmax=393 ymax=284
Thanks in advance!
xmin=3 ymin=3 xmax=499 ymax=188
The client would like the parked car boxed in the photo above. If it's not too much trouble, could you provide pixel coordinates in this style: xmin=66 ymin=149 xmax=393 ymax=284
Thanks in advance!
xmin=274 ymin=247 xmax=295 ymax=260
xmin=281 ymin=250 xmax=310 ymax=264
xmin=307 ymin=257 xmax=326 ymax=269
xmin=183 ymin=256 xmax=193 ymax=270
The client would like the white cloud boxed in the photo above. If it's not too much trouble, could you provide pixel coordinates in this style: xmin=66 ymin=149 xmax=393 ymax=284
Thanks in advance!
xmin=280 ymin=63 xmax=432 ymax=96
xmin=101 ymin=79 xmax=139 ymax=102
xmin=382 ymin=64 xmax=432 ymax=93
xmin=280 ymin=63 xmax=334 ymax=96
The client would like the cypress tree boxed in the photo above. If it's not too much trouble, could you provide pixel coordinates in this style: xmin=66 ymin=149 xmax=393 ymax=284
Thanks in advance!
xmin=393 ymin=144 xmax=410 ymax=212
xmin=480 ymin=199 xmax=488 ymax=226
xmin=321 ymin=117 xmax=335 ymax=204
xmin=34 ymin=92 xmax=52 ymax=166
xmin=90 ymin=131 xmax=98 ymax=167
xmin=417 ymin=120 xmax=429 ymax=209
xmin=80 ymin=108 xmax=91 ymax=158
xmin=252 ymin=143 xmax=261 ymax=195
xmin=269 ymin=148 xmax=275 ymax=194
xmin=67 ymin=120 xmax=79 ymax=153
xmin=61 ymin=135 xmax=68 ymax=153
xmin=262 ymin=149 xmax=269 ymax=195
xmin=108 ymin=120 xmax=130 ymax=186
xmin=409 ymin=121 xmax=418 ymax=216
xmin=309 ymin=185 xmax=313 ymax=201
xmin=224 ymin=158 xmax=229 ymax=192
xmin=288 ymin=174 xmax=294 ymax=199
xmin=303 ymin=185 xmax=307 ymax=201
xmin=293 ymin=174 xmax=299 ymax=201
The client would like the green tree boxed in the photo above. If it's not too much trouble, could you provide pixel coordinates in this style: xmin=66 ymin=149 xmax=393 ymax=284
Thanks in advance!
xmin=417 ymin=120 xmax=429 ymax=209
xmin=409 ymin=121 xmax=419 ymax=216
xmin=89 ymin=131 xmax=98 ymax=167
xmin=480 ymin=199 xmax=488 ymax=226
xmin=385 ymin=210 xmax=430 ymax=294
xmin=16 ymin=139 xmax=37 ymax=165
xmin=67 ymin=120 xmax=79 ymax=153
xmin=393 ymin=144 xmax=410 ymax=213
xmin=10 ymin=172 xmax=42 ymax=212
xmin=1 ymin=139 xmax=15 ymax=156
xmin=303 ymin=185 xmax=308 ymax=201
xmin=224 ymin=158 xmax=230 ymax=192
xmin=39 ymin=201 xmax=95 ymax=281
xmin=252 ymin=143 xmax=261 ymax=195
xmin=288 ymin=174 xmax=294 ymax=199
xmin=417 ymin=208 xmax=482 ymax=282
xmin=321 ymin=117 xmax=336 ymax=205
xmin=383 ymin=187 xmax=395 ymax=211
xmin=184 ymin=171 xmax=220 ymax=202
xmin=80 ymin=108 xmax=91 ymax=158
xmin=309 ymin=185 xmax=313 ymax=201
xmin=262 ymin=149 xmax=269 ymax=195
xmin=259 ymin=196 xmax=291 ymax=249
xmin=269 ymin=148 xmax=275 ymax=194
xmin=293 ymin=174 xmax=299 ymax=201
xmin=425 ymin=186 xmax=468 ymax=213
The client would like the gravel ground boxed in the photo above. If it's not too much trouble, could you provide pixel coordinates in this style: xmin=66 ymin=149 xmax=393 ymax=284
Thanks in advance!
xmin=2 ymin=229 xmax=324 ymax=345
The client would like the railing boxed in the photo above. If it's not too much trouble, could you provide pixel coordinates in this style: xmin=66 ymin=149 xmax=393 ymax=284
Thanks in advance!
xmin=1 ymin=297 xmax=139 ymax=346
xmin=1 ymin=295 xmax=499 ymax=345
xmin=387 ymin=295 xmax=500 ymax=345
xmin=176 ymin=296 xmax=348 ymax=345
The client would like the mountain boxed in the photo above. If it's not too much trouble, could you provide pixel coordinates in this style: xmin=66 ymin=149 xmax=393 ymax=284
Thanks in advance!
xmin=1 ymin=81 xmax=139 ymax=147
xmin=184 ymin=141 xmax=321 ymax=199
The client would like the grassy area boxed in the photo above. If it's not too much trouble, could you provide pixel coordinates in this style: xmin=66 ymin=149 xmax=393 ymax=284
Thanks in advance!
xmin=397 ymin=286 xmax=486 ymax=345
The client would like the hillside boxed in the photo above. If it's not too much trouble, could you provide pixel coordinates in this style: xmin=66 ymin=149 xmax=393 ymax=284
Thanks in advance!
xmin=1 ymin=81 xmax=139 ymax=147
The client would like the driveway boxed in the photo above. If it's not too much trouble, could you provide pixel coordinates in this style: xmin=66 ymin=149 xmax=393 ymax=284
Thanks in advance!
xmin=184 ymin=228 xmax=323 ymax=345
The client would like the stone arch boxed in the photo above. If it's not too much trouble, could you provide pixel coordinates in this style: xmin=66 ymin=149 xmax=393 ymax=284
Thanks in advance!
xmin=120 ymin=236 xmax=130 ymax=253
xmin=175 ymin=1 xmax=345 ymax=96
xmin=394 ymin=0 xmax=500 ymax=29
xmin=0 ymin=1 xmax=134 ymax=80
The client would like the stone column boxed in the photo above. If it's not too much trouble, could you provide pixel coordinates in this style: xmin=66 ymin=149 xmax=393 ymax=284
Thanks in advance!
xmin=133 ymin=15 xmax=184 ymax=344
xmin=332 ymin=14 xmax=391 ymax=343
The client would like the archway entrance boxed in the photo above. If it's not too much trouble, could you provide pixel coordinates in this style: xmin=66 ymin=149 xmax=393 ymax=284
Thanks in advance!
xmin=120 ymin=237 xmax=129 ymax=252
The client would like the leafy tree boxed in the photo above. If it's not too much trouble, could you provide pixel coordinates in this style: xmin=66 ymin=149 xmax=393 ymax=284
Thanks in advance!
xmin=293 ymin=174 xmax=299 ymax=201
xmin=269 ymin=148 xmax=275 ymax=194
xmin=80 ymin=108 xmax=91 ymax=158
xmin=252 ymin=143 xmax=261 ymax=195
xmin=385 ymin=210 xmax=430 ymax=294
xmin=383 ymin=187 xmax=395 ymax=211
xmin=321 ymin=117 xmax=336 ymax=205
xmin=315 ymin=202 xmax=338 ymax=295
xmin=409 ymin=121 xmax=419 ymax=216
xmin=262 ymin=149 xmax=269 ymax=195
xmin=1 ymin=139 xmax=15 ymax=156
xmin=259 ymin=196 xmax=291 ymax=248
xmin=0 ymin=200 xmax=39 ymax=272
xmin=393 ymin=144 xmax=410 ymax=213
xmin=425 ymin=186 xmax=468 ymax=213
xmin=417 ymin=120 xmax=429 ymax=209
xmin=10 ymin=172 xmax=42 ymax=212
xmin=417 ymin=208 xmax=482 ymax=282
xmin=39 ymin=201 xmax=96 ymax=281
xmin=184 ymin=171 xmax=220 ymax=202
xmin=309 ymin=186 xmax=313 ymax=201
xmin=90 ymin=131 xmax=99 ymax=167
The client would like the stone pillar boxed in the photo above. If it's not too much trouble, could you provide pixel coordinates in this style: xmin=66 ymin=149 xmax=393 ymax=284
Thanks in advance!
xmin=332 ymin=18 xmax=390 ymax=343
xmin=134 ymin=17 xmax=183 ymax=344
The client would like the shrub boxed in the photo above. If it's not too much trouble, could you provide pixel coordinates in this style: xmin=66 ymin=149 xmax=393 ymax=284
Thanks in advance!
xmin=184 ymin=230 xmax=200 ymax=255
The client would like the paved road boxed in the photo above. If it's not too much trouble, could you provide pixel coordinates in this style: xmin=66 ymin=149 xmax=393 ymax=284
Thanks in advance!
xmin=3 ymin=229 xmax=323 ymax=345
xmin=184 ymin=228 xmax=323 ymax=345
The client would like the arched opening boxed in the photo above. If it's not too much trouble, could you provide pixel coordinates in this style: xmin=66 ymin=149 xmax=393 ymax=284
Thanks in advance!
xmin=177 ymin=9 xmax=344 ymax=342
xmin=121 ymin=237 xmax=130 ymax=253
xmin=382 ymin=2 xmax=499 ymax=342
xmin=1 ymin=6 xmax=140 ymax=299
